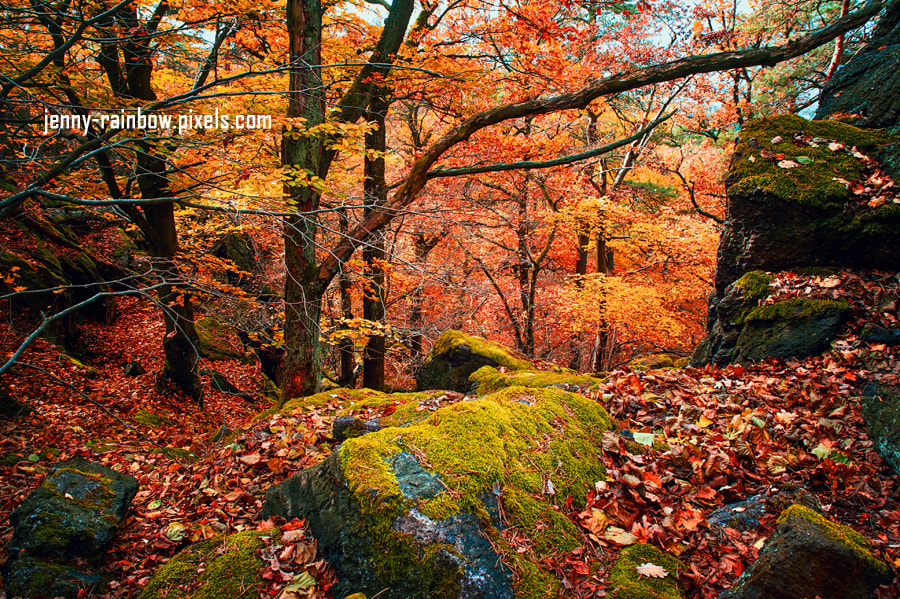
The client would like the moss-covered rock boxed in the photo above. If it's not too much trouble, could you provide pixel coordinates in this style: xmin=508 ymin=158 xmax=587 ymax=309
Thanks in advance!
xmin=815 ymin=0 xmax=900 ymax=131
xmin=861 ymin=383 xmax=900 ymax=477
xmin=733 ymin=298 xmax=849 ymax=363
xmin=133 ymin=410 xmax=171 ymax=428
xmin=416 ymin=331 xmax=532 ymax=392
xmin=195 ymin=316 xmax=249 ymax=362
xmin=627 ymin=354 xmax=675 ymax=371
xmin=716 ymin=115 xmax=900 ymax=294
xmin=137 ymin=530 xmax=273 ymax=599
xmin=264 ymin=386 xmax=614 ymax=599
xmin=608 ymin=543 xmax=684 ymax=599
xmin=720 ymin=504 xmax=890 ymax=599
xmin=692 ymin=271 xmax=773 ymax=366
xmin=469 ymin=366 xmax=602 ymax=395
xmin=3 ymin=458 xmax=138 ymax=598
xmin=3 ymin=557 xmax=102 ymax=599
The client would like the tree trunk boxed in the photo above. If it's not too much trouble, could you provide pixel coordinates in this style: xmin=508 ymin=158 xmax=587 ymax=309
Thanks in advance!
xmin=362 ymin=94 xmax=388 ymax=391
xmin=338 ymin=209 xmax=356 ymax=387
xmin=281 ymin=0 xmax=325 ymax=400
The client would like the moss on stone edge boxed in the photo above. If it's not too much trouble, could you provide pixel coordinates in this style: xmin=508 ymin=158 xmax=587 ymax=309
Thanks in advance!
xmin=733 ymin=271 xmax=774 ymax=303
xmin=195 ymin=316 xmax=247 ymax=362
xmin=608 ymin=543 xmax=684 ymax=599
xmin=137 ymin=530 xmax=274 ymax=599
xmin=429 ymin=330 xmax=532 ymax=371
xmin=776 ymin=505 xmax=889 ymax=574
xmin=338 ymin=386 xmax=614 ymax=594
xmin=728 ymin=115 xmax=898 ymax=210
xmin=743 ymin=298 xmax=849 ymax=323
xmin=469 ymin=366 xmax=603 ymax=395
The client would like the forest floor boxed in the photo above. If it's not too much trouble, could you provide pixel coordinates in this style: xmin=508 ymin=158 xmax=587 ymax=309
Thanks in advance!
xmin=2 ymin=270 xmax=900 ymax=598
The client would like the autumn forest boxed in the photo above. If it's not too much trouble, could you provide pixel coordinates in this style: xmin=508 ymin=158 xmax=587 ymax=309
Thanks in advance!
xmin=3 ymin=0 xmax=900 ymax=597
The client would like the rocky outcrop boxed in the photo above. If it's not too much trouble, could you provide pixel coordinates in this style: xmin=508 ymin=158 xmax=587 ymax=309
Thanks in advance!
xmin=720 ymin=505 xmax=891 ymax=599
xmin=3 ymin=458 xmax=139 ymax=599
xmin=416 ymin=330 xmax=531 ymax=392
xmin=715 ymin=115 xmax=900 ymax=295
xmin=264 ymin=386 xmax=614 ymax=599
xmin=210 ymin=230 xmax=259 ymax=289
xmin=815 ymin=0 xmax=900 ymax=130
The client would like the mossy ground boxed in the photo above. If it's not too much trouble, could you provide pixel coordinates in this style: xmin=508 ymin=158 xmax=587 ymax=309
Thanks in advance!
xmin=137 ymin=530 xmax=276 ymax=599
xmin=337 ymin=385 xmax=614 ymax=596
xmin=776 ymin=504 xmax=889 ymax=575
xmin=469 ymin=366 xmax=603 ymax=395
xmin=608 ymin=543 xmax=684 ymax=599
xmin=728 ymin=115 xmax=898 ymax=209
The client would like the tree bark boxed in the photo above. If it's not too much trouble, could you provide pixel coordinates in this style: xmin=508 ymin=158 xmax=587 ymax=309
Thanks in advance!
xmin=362 ymin=93 xmax=389 ymax=391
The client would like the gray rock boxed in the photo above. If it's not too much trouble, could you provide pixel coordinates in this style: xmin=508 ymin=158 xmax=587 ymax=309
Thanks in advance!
xmin=4 ymin=557 xmax=102 ymax=599
xmin=720 ymin=505 xmax=891 ymax=599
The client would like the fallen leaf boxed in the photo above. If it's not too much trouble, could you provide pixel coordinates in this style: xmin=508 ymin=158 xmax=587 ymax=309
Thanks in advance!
xmin=777 ymin=160 xmax=800 ymax=169
xmin=636 ymin=562 xmax=669 ymax=578
xmin=603 ymin=526 xmax=639 ymax=546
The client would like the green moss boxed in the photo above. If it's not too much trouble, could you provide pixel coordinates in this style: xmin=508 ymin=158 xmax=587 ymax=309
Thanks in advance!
xmin=44 ymin=467 xmax=117 ymax=512
xmin=776 ymin=505 xmax=888 ymax=574
xmin=744 ymin=298 xmax=849 ymax=323
xmin=133 ymin=410 xmax=170 ymax=428
xmin=729 ymin=115 xmax=898 ymax=210
xmin=195 ymin=317 xmax=248 ymax=362
xmin=137 ymin=530 xmax=275 ymax=599
xmin=628 ymin=355 xmax=675 ymax=370
xmin=336 ymin=386 xmax=612 ymax=589
xmin=429 ymin=330 xmax=532 ymax=371
xmin=469 ymin=366 xmax=603 ymax=395
xmin=733 ymin=271 xmax=774 ymax=303
xmin=608 ymin=543 xmax=684 ymax=599
xmin=271 ymin=387 xmax=458 ymax=427
xmin=513 ymin=558 xmax=561 ymax=599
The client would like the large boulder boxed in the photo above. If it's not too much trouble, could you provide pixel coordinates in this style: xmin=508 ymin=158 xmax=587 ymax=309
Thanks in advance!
xmin=720 ymin=505 xmax=891 ymax=599
xmin=861 ymin=383 xmax=900 ymax=477
xmin=264 ymin=386 xmax=614 ymax=599
xmin=416 ymin=331 xmax=531 ymax=392
xmin=3 ymin=457 xmax=139 ymax=599
xmin=715 ymin=115 xmax=900 ymax=295
xmin=815 ymin=0 xmax=900 ymax=131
